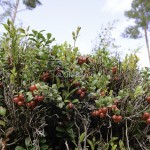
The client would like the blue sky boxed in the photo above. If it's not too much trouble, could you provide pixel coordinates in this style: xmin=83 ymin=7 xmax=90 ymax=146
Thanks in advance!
xmin=1 ymin=0 xmax=149 ymax=67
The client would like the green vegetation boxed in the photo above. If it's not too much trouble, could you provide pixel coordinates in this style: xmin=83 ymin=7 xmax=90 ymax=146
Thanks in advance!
xmin=0 ymin=20 xmax=149 ymax=150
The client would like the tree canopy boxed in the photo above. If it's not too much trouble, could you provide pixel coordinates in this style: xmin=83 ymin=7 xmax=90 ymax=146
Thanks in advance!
xmin=23 ymin=0 xmax=42 ymax=10
xmin=123 ymin=0 xmax=150 ymax=38
xmin=0 ymin=0 xmax=42 ymax=23
xmin=123 ymin=0 xmax=150 ymax=65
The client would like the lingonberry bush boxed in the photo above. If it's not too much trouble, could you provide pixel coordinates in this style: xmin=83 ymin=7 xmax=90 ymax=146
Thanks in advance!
xmin=0 ymin=20 xmax=150 ymax=150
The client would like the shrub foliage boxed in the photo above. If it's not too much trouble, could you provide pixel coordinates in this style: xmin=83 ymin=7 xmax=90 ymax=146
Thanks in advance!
xmin=0 ymin=20 xmax=150 ymax=150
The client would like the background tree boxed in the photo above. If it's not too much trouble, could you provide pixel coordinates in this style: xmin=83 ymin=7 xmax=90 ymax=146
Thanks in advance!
xmin=122 ymin=0 xmax=150 ymax=65
xmin=0 ymin=0 xmax=42 ymax=24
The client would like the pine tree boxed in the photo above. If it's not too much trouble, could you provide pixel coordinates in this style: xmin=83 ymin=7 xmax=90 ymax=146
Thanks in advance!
xmin=122 ymin=0 xmax=150 ymax=65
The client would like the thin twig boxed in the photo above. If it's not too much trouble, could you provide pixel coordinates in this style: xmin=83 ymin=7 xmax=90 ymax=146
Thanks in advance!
xmin=134 ymin=136 xmax=147 ymax=150
xmin=65 ymin=141 xmax=70 ymax=150
xmin=6 ymin=138 xmax=21 ymax=146
xmin=125 ymin=119 xmax=130 ymax=150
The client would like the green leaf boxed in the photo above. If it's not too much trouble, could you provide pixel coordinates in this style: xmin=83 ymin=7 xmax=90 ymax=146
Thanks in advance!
xmin=41 ymin=144 xmax=49 ymax=150
xmin=29 ymin=38 xmax=37 ymax=42
xmin=57 ymin=102 xmax=64 ymax=108
xmin=47 ymin=33 xmax=52 ymax=39
xmin=15 ymin=146 xmax=26 ymax=150
xmin=64 ymin=99 xmax=70 ymax=103
xmin=26 ymin=94 xmax=34 ymax=102
xmin=110 ymin=137 xmax=118 ymax=143
xmin=57 ymin=96 xmax=62 ymax=102
xmin=38 ymin=33 xmax=45 ymax=41
xmin=39 ymin=84 xmax=49 ymax=90
xmin=92 ymin=80 xmax=98 ymax=86
xmin=0 ymin=106 xmax=6 ymax=116
xmin=87 ymin=139 xmax=94 ymax=150
xmin=112 ymin=145 xmax=117 ymax=150
xmin=134 ymin=85 xmax=144 ymax=98
xmin=25 ymin=137 xmax=31 ymax=147
xmin=66 ymin=53 xmax=71 ymax=62
xmin=32 ymin=30 xmax=38 ymax=35
xmin=3 ymin=24 xmax=9 ymax=31
xmin=40 ymin=138 xmax=46 ymax=143
xmin=52 ymin=84 xmax=57 ymax=89
xmin=105 ymin=143 xmax=109 ymax=150
xmin=11 ymin=67 xmax=17 ymax=77
xmin=119 ymin=140 xmax=126 ymax=150
xmin=30 ymin=147 xmax=36 ymax=150
xmin=56 ymin=133 xmax=63 ymax=137
xmin=65 ymin=88 xmax=77 ymax=99
xmin=0 ymin=120 xmax=5 ymax=127
xmin=45 ymin=40 xmax=52 ymax=45
xmin=0 ymin=95 xmax=3 ymax=98
xmin=19 ymin=28 xmax=25 ymax=33
xmin=56 ymin=127 xmax=65 ymax=132
xmin=79 ymin=132 xmax=85 ymax=143
xmin=72 ymin=99 xmax=79 ymax=103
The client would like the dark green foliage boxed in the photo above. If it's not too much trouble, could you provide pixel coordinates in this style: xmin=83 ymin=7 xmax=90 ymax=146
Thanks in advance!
xmin=123 ymin=0 xmax=150 ymax=37
xmin=122 ymin=25 xmax=142 ymax=39
xmin=23 ymin=0 xmax=42 ymax=9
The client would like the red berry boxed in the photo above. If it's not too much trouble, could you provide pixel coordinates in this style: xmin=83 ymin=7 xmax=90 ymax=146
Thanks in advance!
xmin=112 ymin=115 xmax=122 ymax=123
xmin=29 ymin=85 xmax=38 ymax=92
xmin=42 ymin=76 xmax=49 ymax=82
xmin=117 ymin=115 xmax=122 ymax=121
xmin=95 ymin=110 xmax=99 ymax=116
xmin=30 ymin=101 xmax=36 ymax=107
xmin=145 ymin=96 xmax=150 ymax=104
xmin=68 ymin=102 xmax=74 ymax=109
xmin=77 ymin=56 xmax=85 ymax=65
xmin=80 ymin=92 xmax=85 ymax=98
xmin=91 ymin=111 xmax=96 ymax=117
xmin=78 ymin=60 xmax=83 ymax=65
xmin=76 ymin=89 xmax=82 ymax=95
xmin=98 ymin=109 xmax=102 ymax=114
xmin=26 ymin=101 xmax=36 ymax=109
xmin=146 ymin=118 xmax=150 ymax=124
xmin=101 ymin=107 xmax=107 ymax=114
xmin=82 ymin=57 xmax=86 ymax=63
xmin=18 ymin=94 xmax=24 ymax=101
xmin=143 ymin=112 xmax=150 ymax=120
xmin=35 ymin=95 xmax=44 ymax=102
xmin=99 ymin=113 xmax=106 ymax=118
xmin=13 ymin=97 xmax=19 ymax=103
xmin=17 ymin=101 xmax=24 ymax=107
xmin=26 ymin=102 xmax=31 ymax=108
xmin=112 ymin=67 xmax=117 ymax=74
xmin=73 ymin=82 xmax=81 ymax=87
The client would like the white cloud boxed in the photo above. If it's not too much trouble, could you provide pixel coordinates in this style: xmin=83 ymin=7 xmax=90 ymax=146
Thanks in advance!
xmin=102 ymin=0 xmax=132 ymax=13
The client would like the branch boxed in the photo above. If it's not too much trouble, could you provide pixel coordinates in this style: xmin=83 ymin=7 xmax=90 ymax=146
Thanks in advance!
xmin=125 ymin=119 xmax=130 ymax=150
xmin=17 ymin=8 xmax=27 ymax=13
xmin=65 ymin=141 xmax=70 ymax=150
